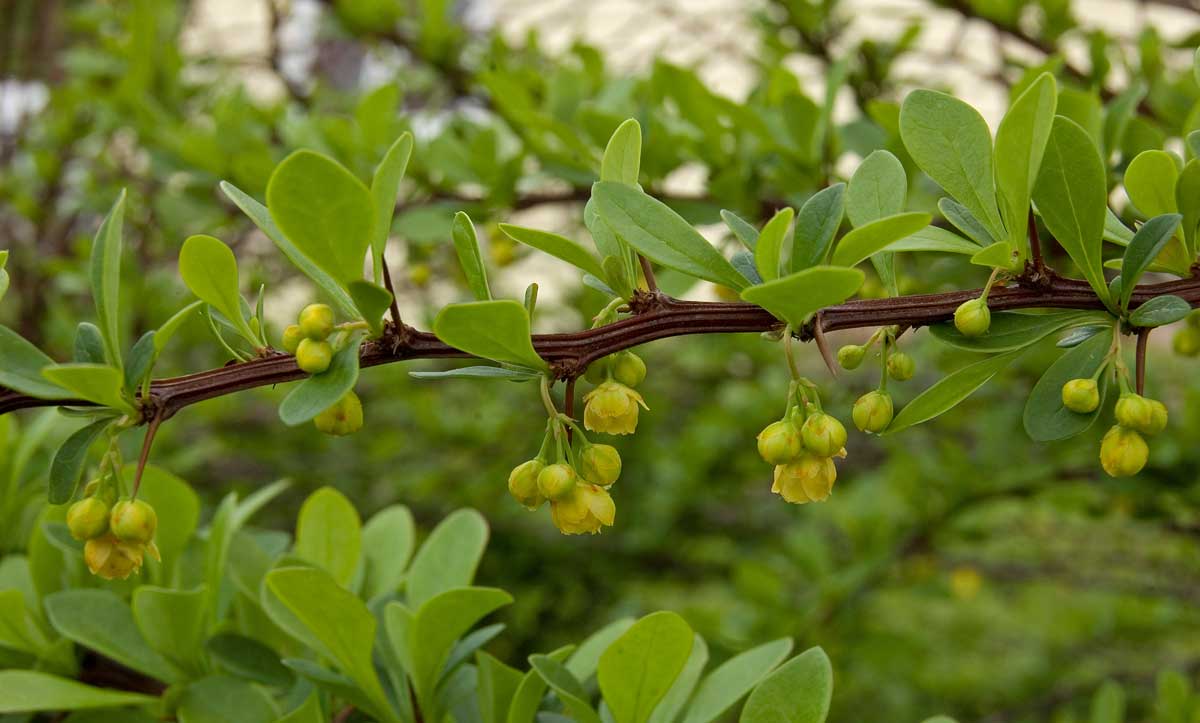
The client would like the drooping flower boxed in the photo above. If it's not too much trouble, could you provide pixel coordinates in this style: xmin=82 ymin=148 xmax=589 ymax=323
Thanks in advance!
xmin=583 ymin=381 xmax=648 ymax=435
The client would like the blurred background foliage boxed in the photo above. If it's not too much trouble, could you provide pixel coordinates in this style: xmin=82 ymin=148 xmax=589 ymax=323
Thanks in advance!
xmin=4 ymin=0 xmax=1200 ymax=720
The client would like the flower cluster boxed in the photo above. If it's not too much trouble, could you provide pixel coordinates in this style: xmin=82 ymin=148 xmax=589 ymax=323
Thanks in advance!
xmin=507 ymin=424 xmax=620 ymax=535
xmin=583 ymin=351 xmax=648 ymax=435
xmin=1061 ymin=376 xmax=1166 ymax=477
xmin=68 ymin=483 xmax=160 ymax=580
xmin=757 ymin=403 xmax=848 ymax=504
xmin=283 ymin=303 xmax=365 ymax=436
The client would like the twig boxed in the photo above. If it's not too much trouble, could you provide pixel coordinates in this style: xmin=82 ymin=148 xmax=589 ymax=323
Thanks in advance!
xmin=380 ymin=251 xmax=403 ymax=329
xmin=638 ymin=254 xmax=658 ymax=294
xmin=1136 ymin=327 xmax=1149 ymax=396
xmin=130 ymin=415 xmax=161 ymax=499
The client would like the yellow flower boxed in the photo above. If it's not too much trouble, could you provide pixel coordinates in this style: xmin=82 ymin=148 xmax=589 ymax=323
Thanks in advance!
xmin=83 ymin=534 xmax=160 ymax=580
xmin=771 ymin=454 xmax=837 ymax=504
xmin=550 ymin=484 xmax=615 ymax=535
xmin=583 ymin=381 xmax=648 ymax=435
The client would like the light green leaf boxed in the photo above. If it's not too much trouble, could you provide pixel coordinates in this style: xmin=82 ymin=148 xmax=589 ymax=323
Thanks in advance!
xmin=276 ymin=693 xmax=325 ymax=723
xmin=0 ymin=250 xmax=8 ymax=303
xmin=970 ymin=241 xmax=1019 ymax=270
xmin=45 ymin=589 xmax=182 ymax=683
xmin=591 ymin=182 xmax=746 ymax=290
xmin=0 ymin=589 xmax=47 ymax=653
xmin=995 ymin=72 xmax=1057 ymax=249
xmin=1033 ymin=116 xmax=1110 ymax=303
xmin=939 ymin=198 xmax=997 ymax=247
xmin=499 ymin=224 xmax=606 ymax=279
xmin=530 ymin=654 xmax=601 ymax=723
xmin=598 ymin=611 xmax=694 ymax=723
xmin=506 ymin=645 xmax=573 ymax=723
xmin=739 ymin=647 xmax=832 ymax=723
xmin=125 ymin=464 xmax=200 ymax=571
xmin=478 ymin=652 xmax=523 ymax=723
xmin=123 ymin=331 xmax=156 ymax=394
xmin=885 ymin=227 xmax=979 ymax=255
xmin=931 ymin=310 xmax=1108 ymax=353
xmin=433 ymin=300 xmax=547 ymax=371
xmin=452 ymin=212 xmax=492 ymax=301
xmin=1176 ymin=159 xmax=1200 ymax=256
xmin=1125 ymin=150 xmax=1179 ymax=217
xmin=741 ymin=266 xmax=864 ymax=328
xmin=361 ymin=505 xmax=416 ymax=600
xmin=267 ymin=150 xmax=375 ymax=283
xmin=846 ymin=150 xmax=906 ymax=227
xmin=886 ymin=350 xmax=1024 ymax=434
xmin=178 ymin=235 xmax=258 ymax=344
xmin=1104 ymin=208 xmax=1135 ymax=245
xmin=755 ymin=208 xmax=793 ymax=282
xmin=0 ymin=325 xmax=71 ymax=399
xmin=831 ymin=212 xmax=931 ymax=268
xmin=207 ymin=480 xmax=291 ymax=626
xmin=1119 ymin=214 xmax=1182 ymax=308
xmin=1090 ymin=681 xmax=1125 ymax=723
xmin=566 ymin=618 xmax=635 ymax=681
xmin=601 ymin=119 xmax=642 ymax=185
xmin=90 ymin=191 xmax=127 ymax=370
xmin=0 ymin=671 xmax=155 ymax=713
xmin=42 ymin=364 xmax=134 ymax=413
xmin=278 ymin=335 xmax=363 ymax=426
xmin=370 ymin=132 xmax=414 ymax=284
xmin=406 ymin=508 xmax=489 ymax=609
xmin=177 ymin=675 xmax=279 ymax=723
xmin=1129 ymin=294 xmax=1191 ymax=327
xmin=294 ymin=486 xmax=362 ymax=587
xmin=132 ymin=585 xmax=208 ymax=674
xmin=791 ymin=184 xmax=845 ymax=271
xmin=410 ymin=588 xmax=513 ymax=711
xmin=721 ymin=209 xmax=759 ymax=251
xmin=347 ymin=280 xmax=392 ymax=334
xmin=683 ymin=638 xmax=794 ymax=723
xmin=48 ymin=417 xmax=113 ymax=504
xmin=1024 ymin=328 xmax=1112 ymax=442
xmin=900 ymin=90 xmax=1004 ymax=241
xmin=648 ymin=634 xmax=708 ymax=723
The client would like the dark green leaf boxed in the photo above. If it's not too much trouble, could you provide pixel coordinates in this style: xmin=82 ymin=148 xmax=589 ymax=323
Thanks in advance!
xmin=931 ymin=310 xmax=1107 ymax=353
xmin=278 ymin=335 xmax=363 ymax=426
xmin=1129 ymin=294 xmax=1191 ymax=327
xmin=1119 ymin=214 xmax=1181 ymax=308
xmin=939 ymin=198 xmax=997 ymax=247
xmin=739 ymin=647 xmax=833 ymax=723
xmin=74 ymin=323 xmax=107 ymax=364
xmin=530 ymin=655 xmax=600 ymax=723
xmin=886 ymin=350 xmax=1023 ymax=434
xmin=48 ymin=418 xmax=112 ymax=504
xmin=1023 ymin=328 xmax=1112 ymax=442
xmin=0 ymin=326 xmax=72 ymax=399
xmin=123 ymin=331 xmax=156 ymax=394
xmin=846 ymin=150 xmax=906 ymax=227
xmin=791 ymin=184 xmax=845 ymax=271
xmin=740 ymin=267 xmax=864 ymax=328
xmin=452 ymin=212 xmax=492 ymax=301
xmin=995 ymin=73 xmax=1057 ymax=248
xmin=89 ymin=191 xmax=127 ymax=370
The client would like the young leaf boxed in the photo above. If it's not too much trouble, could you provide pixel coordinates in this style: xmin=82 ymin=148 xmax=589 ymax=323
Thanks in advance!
xmin=1023 ymin=328 xmax=1112 ymax=442
xmin=451 ymin=212 xmax=493 ymax=301
xmin=601 ymin=119 xmax=642 ymax=186
xmin=499 ymin=224 xmax=606 ymax=279
xmin=370 ymin=132 xmax=414 ymax=284
xmin=1176 ymin=159 xmax=1200 ymax=255
xmin=649 ymin=635 xmax=708 ymax=723
xmin=1129 ymin=294 xmax=1191 ymax=327
xmin=278 ymin=335 xmax=363 ymax=426
xmin=48 ymin=418 xmax=113 ymax=504
xmin=740 ymin=266 xmax=865 ymax=328
xmin=899 ymin=90 xmax=1005 ymax=241
xmin=886 ymin=350 xmax=1023 ymax=434
xmin=530 ymin=655 xmax=601 ymax=723
xmin=433 ymin=300 xmax=547 ymax=371
xmin=754 ymin=208 xmax=793 ymax=282
xmin=1103 ymin=208 xmax=1135 ymax=246
xmin=90 ymin=191 xmax=127 ymax=371
xmin=477 ymin=652 xmax=523 ymax=723
xmin=791 ymin=184 xmax=845 ymax=271
xmin=739 ymin=647 xmax=833 ymax=723
xmin=73 ymin=322 xmax=106 ymax=364
xmin=884 ymin=227 xmax=979 ymax=256
xmin=721 ymin=209 xmax=759 ymax=251
xmin=405 ymin=508 xmax=489 ymax=609
xmin=123 ymin=331 xmax=156 ymax=394
xmin=1119 ymin=213 xmax=1182 ymax=308
xmin=931 ymin=310 xmax=1108 ymax=353
xmin=41 ymin=364 xmax=134 ymax=414
xmin=566 ymin=618 xmax=636 ymax=682
xmin=830 ymin=212 xmax=931 ymax=268
xmin=846 ymin=150 xmax=906 ymax=227
xmin=591 ymin=182 xmax=747 ymax=291
xmin=411 ymin=588 xmax=512 ymax=711
xmin=994 ymin=72 xmax=1057 ymax=249
xmin=295 ymin=487 xmax=362 ymax=588
xmin=347 ymin=280 xmax=393 ymax=334
xmin=1057 ymin=325 xmax=1107 ymax=348
xmin=0 ymin=671 xmax=155 ymax=713
xmin=938 ymin=198 xmax=997 ymax=247
xmin=682 ymin=637 xmax=794 ymax=723
xmin=267 ymin=151 xmax=375 ymax=283
xmin=598 ymin=611 xmax=694 ymax=723
xmin=1124 ymin=150 xmax=1179 ymax=217
xmin=970 ymin=241 xmax=1019 ymax=270
xmin=178 ymin=235 xmax=258 ymax=344
xmin=0 ymin=326 xmax=72 ymax=399
xmin=1033 ymin=116 xmax=1110 ymax=303
xmin=361 ymin=505 xmax=416 ymax=601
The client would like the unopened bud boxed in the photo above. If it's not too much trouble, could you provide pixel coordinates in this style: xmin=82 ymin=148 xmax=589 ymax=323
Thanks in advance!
xmin=837 ymin=345 xmax=865 ymax=370
xmin=1061 ymin=378 xmax=1099 ymax=413
xmin=1099 ymin=425 xmax=1148 ymax=477
xmin=953 ymin=298 xmax=991 ymax=337
xmin=852 ymin=391 xmax=893 ymax=434
xmin=800 ymin=412 xmax=847 ymax=457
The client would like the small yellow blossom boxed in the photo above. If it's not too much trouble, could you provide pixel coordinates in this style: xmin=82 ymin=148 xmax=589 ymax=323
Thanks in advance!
xmin=772 ymin=454 xmax=837 ymax=504
xmin=550 ymin=484 xmax=615 ymax=535
xmin=583 ymin=381 xmax=648 ymax=435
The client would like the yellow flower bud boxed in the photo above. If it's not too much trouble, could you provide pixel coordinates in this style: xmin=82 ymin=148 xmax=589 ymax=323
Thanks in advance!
xmin=1114 ymin=393 xmax=1155 ymax=433
xmin=771 ymin=453 xmax=837 ymax=504
xmin=1099 ymin=425 xmax=1148 ymax=477
xmin=536 ymin=463 xmax=577 ymax=501
xmin=298 ymin=303 xmax=334 ymax=340
xmin=852 ymin=391 xmax=893 ymax=434
xmin=757 ymin=420 xmax=801 ymax=465
xmin=837 ymin=345 xmax=865 ymax=370
xmin=67 ymin=497 xmax=110 ymax=541
xmin=1146 ymin=399 xmax=1168 ymax=435
xmin=800 ymin=412 xmax=847 ymax=457
xmin=1061 ymin=378 xmax=1099 ymax=413
xmin=110 ymin=499 xmax=157 ymax=544
xmin=886 ymin=352 xmax=915 ymax=381
xmin=508 ymin=460 xmax=546 ymax=509
xmin=281 ymin=324 xmax=304 ymax=354
xmin=954 ymin=298 xmax=991 ymax=337
xmin=550 ymin=484 xmax=615 ymax=535
xmin=313 ymin=391 xmax=364 ymax=436
xmin=611 ymin=352 xmax=646 ymax=388
xmin=296 ymin=338 xmax=333 ymax=374
xmin=583 ymin=381 xmax=647 ymax=435
xmin=579 ymin=444 xmax=621 ymax=486
xmin=84 ymin=534 xmax=146 ymax=580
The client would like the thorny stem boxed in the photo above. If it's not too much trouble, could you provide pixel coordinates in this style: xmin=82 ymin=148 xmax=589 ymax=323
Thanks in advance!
xmin=638 ymin=254 xmax=658 ymax=294
xmin=381 ymin=251 xmax=404 ymax=329
xmin=130 ymin=415 xmax=161 ymax=499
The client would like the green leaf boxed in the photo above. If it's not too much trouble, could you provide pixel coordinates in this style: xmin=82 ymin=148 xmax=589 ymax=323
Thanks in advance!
xmin=206 ymin=633 xmax=293 ymax=688
xmin=591 ymin=182 xmax=746 ymax=290
xmin=207 ymin=480 xmax=291 ymax=626
xmin=452 ymin=212 xmax=492 ymax=301
xmin=506 ymin=645 xmax=573 ymax=723
xmin=220 ymin=182 xmax=357 ymax=318
xmin=755 ymin=208 xmax=793 ymax=282
xmin=900 ymin=90 xmax=1004 ymax=241
xmin=347 ymin=280 xmax=393 ymax=334
xmin=410 ymin=366 xmax=541 ymax=381
xmin=565 ymin=618 xmax=635 ymax=681
xmin=721 ymin=209 xmax=759 ymax=251
xmin=1129 ymin=294 xmax=1191 ymax=327
xmin=529 ymin=654 xmax=601 ymax=723
xmin=648 ymin=634 xmax=708 ymax=723
xmin=267 ymin=151 xmax=375 ymax=283
xmin=0 ymin=671 xmax=155 ymax=713
xmin=682 ymin=638 xmax=794 ymax=723
xmin=284 ymin=658 xmax=380 ymax=717
xmin=938 ymin=198 xmax=997 ymax=247
xmin=48 ymin=418 xmax=112 ymax=504
xmin=42 ymin=364 xmax=134 ymax=413
xmin=791 ymin=184 xmax=845 ymax=271
xmin=45 ymin=589 xmax=182 ymax=683
xmin=90 ymin=191 xmax=127 ymax=370
xmin=1125 ymin=150 xmax=1179 ymax=217
xmin=406 ymin=508 xmax=489 ymax=609
xmin=995 ymin=72 xmax=1057 ymax=249
xmin=433 ymin=300 xmax=547 ymax=371
xmin=886 ymin=350 xmax=1024 ymax=434
xmin=739 ymin=647 xmax=832 ymax=723
xmin=266 ymin=567 xmax=394 ymax=722
xmin=1033 ymin=116 xmax=1111 ymax=302
xmin=126 ymin=464 xmax=200 ymax=571
xmin=970 ymin=241 xmax=1019 ymax=270
xmin=601 ymin=119 xmax=642 ymax=185
xmin=830 ymin=212 xmax=931 ymax=268
xmin=846 ymin=150 xmax=906 ymax=227
xmin=598 ymin=611 xmax=694 ymax=723
xmin=0 ymin=250 xmax=8 ymax=303
xmin=132 ymin=585 xmax=207 ymax=674
xmin=1089 ymin=681 xmax=1126 ymax=723
xmin=294 ymin=486 xmax=362 ymax=587
xmin=278 ymin=335 xmax=363 ymax=426
xmin=1176 ymin=160 xmax=1200 ymax=256
xmin=361 ymin=504 xmax=416 ymax=600
xmin=178 ymin=235 xmax=258 ymax=343
xmin=410 ymin=588 xmax=513 ymax=711
xmin=931 ymin=310 xmax=1107 ymax=353
xmin=477 ymin=652 xmax=523 ymax=723
xmin=0 ymin=589 xmax=47 ymax=654
xmin=1023 ymin=328 xmax=1112 ymax=442
xmin=276 ymin=693 xmax=325 ymax=723
xmin=75 ymin=322 xmax=107 ymax=364
xmin=1119 ymin=214 xmax=1182 ymax=308
xmin=885 ymin=227 xmax=980 ymax=255
xmin=741 ymin=266 xmax=864 ymax=328
xmin=1104 ymin=208 xmax=1135 ymax=245
xmin=154 ymin=300 xmax=203 ymax=354
xmin=499 ymin=224 xmax=606 ymax=279
xmin=0 ymin=325 xmax=72 ymax=399
xmin=370 ymin=132 xmax=414 ymax=284
xmin=177 ymin=675 xmax=279 ymax=723
xmin=123 ymin=331 xmax=156 ymax=394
